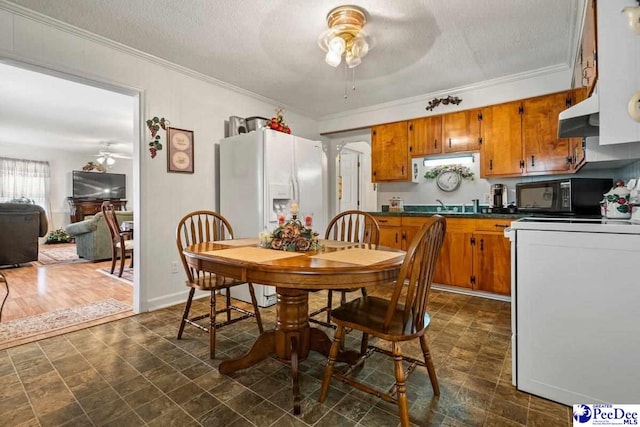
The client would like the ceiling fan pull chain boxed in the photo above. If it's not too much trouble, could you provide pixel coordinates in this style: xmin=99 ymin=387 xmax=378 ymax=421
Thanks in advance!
xmin=344 ymin=61 xmax=348 ymax=99
xmin=352 ymin=67 xmax=356 ymax=92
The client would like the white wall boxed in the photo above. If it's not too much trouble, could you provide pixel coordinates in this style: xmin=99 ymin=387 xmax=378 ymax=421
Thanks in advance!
xmin=0 ymin=4 xmax=320 ymax=312
xmin=0 ymin=140 xmax=133 ymax=229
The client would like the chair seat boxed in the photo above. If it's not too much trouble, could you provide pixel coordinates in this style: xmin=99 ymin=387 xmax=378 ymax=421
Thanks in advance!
xmin=331 ymin=295 xmax=431 ymax=341
xmin=186 ymin=274 xmax=245 ymax=291
xmin=115 ymin=239 xmax=134 ymax=250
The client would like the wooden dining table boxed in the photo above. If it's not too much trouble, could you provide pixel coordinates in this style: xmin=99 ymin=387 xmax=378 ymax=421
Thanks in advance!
xmin=182 ymin=238 xmax=405 ymax=414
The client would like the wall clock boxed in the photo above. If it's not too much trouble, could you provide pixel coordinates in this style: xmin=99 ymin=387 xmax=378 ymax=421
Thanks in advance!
xmin=436 ymin=170 xmax=461 ymax=192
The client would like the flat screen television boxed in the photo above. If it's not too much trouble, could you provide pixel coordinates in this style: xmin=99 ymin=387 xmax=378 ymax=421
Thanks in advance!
xmin=72 ymin=171 xmax=126 ymax=199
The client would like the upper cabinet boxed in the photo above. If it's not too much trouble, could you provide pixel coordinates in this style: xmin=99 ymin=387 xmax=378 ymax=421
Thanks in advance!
xmin=481 ymin=100 xmax=523 ymax=176
xmin=442 ymin=109 xmax=483 ymax=153
xmin=371 ymin=122 xmax=410 ymax=182
xmin=408 ymin=116 xmax=442 ymax=157
xmin=522 ymin=91 xmax=574 ymax=174
xmin=481 ymin=91 xmax=577 ymax=178
xmin=573 ymin=0 xmax=597 ymax=95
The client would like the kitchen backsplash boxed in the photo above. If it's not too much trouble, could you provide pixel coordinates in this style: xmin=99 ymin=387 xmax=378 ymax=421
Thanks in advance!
xmin=376 ymin=153 xmax=624 ymax=210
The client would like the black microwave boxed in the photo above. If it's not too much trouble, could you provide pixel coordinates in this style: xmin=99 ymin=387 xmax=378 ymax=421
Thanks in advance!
xmin=516 ymin=178 xmax=613 ymax=215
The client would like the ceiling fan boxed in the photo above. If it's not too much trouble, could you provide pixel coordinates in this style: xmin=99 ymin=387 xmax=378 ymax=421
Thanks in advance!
xmin=94 ymin=141 xmax=131 ymax=167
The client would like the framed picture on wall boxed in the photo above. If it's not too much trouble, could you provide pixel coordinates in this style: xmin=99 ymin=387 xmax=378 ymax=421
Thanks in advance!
xmin=166 ymin=127 xmax=194 ymax=173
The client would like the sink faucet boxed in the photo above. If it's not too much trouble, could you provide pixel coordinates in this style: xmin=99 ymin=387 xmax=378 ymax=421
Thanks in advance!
xmin=436 ymin=199 xmax=446 ymax=210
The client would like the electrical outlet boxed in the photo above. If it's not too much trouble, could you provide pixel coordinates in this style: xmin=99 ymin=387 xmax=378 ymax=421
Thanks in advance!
xmin=171 ymin=261 xmax=179 ymax=274
xmin=483 ymin=193 xmax=491 ymax=204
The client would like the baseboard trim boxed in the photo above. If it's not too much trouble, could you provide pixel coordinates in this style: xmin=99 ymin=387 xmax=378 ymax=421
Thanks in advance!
xmin=431 ymin=284 xmax=511 ymax=302
xmin=144 ymin=290 xmax=209 ymax=312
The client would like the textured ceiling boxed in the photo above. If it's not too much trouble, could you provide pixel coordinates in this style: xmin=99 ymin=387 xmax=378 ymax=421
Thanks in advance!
xmin=8 ymin=0 xmax=582 ymax=118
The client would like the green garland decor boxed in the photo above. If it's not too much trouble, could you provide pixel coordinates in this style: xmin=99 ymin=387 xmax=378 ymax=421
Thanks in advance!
xmin=424 ymin=164 xmax=474 ymax=180
xmin=258 ymin=218 xmax=321 ymax=252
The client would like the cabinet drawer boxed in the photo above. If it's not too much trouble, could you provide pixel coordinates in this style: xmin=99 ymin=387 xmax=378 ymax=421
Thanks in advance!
xmin=475 ymin=218 xmax=512 ymax=232
xmin=402 ymin=217 xmax=431 ymax=228
xmin=375 ymin=216 xmax=402 ymax=227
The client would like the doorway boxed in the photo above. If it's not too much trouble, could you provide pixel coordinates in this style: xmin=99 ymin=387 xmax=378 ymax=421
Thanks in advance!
xmin=335 ymin=141 xmax=377 ymax=214
xmin=0 ymin=59 xmax=141 ymax=347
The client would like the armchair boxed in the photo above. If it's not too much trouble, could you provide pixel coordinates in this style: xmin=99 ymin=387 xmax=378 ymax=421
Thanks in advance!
xmin=0 ymin=203 xmax=48 ymax=266
xmin=65 ymin=211 xmax=133 ymax=261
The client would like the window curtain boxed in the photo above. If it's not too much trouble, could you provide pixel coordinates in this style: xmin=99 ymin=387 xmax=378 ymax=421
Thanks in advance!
xmin=0 ymin=157 xmax=51 ymax=214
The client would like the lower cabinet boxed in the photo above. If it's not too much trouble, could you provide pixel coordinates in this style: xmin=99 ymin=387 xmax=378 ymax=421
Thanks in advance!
xmin=375 ymin=216 xmax=512 ymax=296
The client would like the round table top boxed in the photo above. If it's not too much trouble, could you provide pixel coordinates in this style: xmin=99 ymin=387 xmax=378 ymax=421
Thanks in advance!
xmin=183 ymin=239 xmax=405 ymax=290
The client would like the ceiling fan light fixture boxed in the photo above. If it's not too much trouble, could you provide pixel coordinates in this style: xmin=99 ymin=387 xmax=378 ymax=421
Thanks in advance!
xmin=96 ymin=156 xmax=105 ymax=164
xmin=345 ymin=51 xmax=361 ymax=68
xmin=318 ymin=5 xmax=370 ymax=69
xmin=325 ymin=50 xmax=342 ymax=67
xmin=105 ymin=156 xmax=116 ymax=166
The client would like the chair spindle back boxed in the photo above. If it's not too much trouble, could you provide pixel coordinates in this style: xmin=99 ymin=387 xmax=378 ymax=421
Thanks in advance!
xmin=325 ymin=210 xmax=380 ymax=247
xmin=384 ymin=216 xmax=446 ymax=333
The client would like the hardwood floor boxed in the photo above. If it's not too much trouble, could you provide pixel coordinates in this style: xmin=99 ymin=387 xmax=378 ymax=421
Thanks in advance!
xmin=0 ymin=258 xmax=133 ymax=348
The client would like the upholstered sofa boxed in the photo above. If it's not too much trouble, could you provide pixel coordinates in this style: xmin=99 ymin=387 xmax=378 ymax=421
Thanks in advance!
xmin=65 ymin=211 xmax=133 ymax=261
xmin=0 ymin=203 xmax=49 ymax=266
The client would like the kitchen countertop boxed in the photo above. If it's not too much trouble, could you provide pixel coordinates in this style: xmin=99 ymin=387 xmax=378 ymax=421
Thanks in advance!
xmin=368 ymin=211 xmax=524 ymax=220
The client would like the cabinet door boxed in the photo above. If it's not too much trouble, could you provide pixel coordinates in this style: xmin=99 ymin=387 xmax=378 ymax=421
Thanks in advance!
xmin=522 ymin=92 xmax=572 ymax=174
xmin=408 ymin=116 xmax=442 ymax=157
xmin=432 ymin=219 xmax=474 ymax=289
xmin=379 ymin=226 xmax=402 ymax=249
xmin=570 ymin=88 xmax=588 ymax=171
xmin=376 ymin=216 xmax=402 ymax=249
xmin=371 ymin=123 xmax=409 ymax=182
xmin=473 ymin=232 xmax=511 ymax=295
xmin=582 ymin=0 xmax=597 ymax=95
xmin=442 ymin=109 xmax=482 ymax=153
xmin=481 ymin=102 xmax=523 ymax=177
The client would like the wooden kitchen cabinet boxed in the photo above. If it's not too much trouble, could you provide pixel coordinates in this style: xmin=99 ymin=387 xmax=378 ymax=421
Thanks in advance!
xmin=371 ymin=122 xmax=410 ymax=182
xmin=442 ymin=109 xmax=483 ymax=153
xmin=473 ymin=219 xmax=511 ymax=295
xmin=481 ymin=91 xmax=579 ymax=178
xmin=432 ymin=218 xmax=474 ymax=289
xmin=569 ymin=88 xmax=588 ymax=171
xmin=481 ymin=101 xmax=523 ymax=177
xmin=408 ymin=116 xmax=442 ymax=157
xmin=376 ymin=216 xmax=403 ymax=249
xmin=522 ymin=91 xmax=573 ymax=174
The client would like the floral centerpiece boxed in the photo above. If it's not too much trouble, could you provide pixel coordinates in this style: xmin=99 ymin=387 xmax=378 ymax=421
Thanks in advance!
xmin=424 ymin=164 xmax=474 ymax=180
xmin=259 ymin=216 xmax=321 ymax=252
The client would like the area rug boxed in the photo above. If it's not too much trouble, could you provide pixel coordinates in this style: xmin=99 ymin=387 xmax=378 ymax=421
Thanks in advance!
xmin=97 ymin=267 xmax=133 ymax=284
xmin=36 ymin=243 xmax=88 ymax=266
xmin=0 ymin=298 xmax=132 ymax=345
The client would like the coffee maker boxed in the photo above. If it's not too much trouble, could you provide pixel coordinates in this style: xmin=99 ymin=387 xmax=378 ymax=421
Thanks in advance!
xmin=490 ymin=184 xmax=508 ymax=212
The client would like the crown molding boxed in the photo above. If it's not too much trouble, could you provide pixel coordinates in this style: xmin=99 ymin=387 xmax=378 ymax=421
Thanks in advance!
xmin=318 ymin=63 xmax=571 ymax=122
xmin=0 ymin=0 xmax=315 ymax=119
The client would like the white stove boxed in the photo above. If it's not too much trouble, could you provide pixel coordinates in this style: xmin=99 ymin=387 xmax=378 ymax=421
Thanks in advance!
xmin=505 ymin=217 xmax=640 ymax=405
xmin=510 ymin=216 xmax=640 ymax=234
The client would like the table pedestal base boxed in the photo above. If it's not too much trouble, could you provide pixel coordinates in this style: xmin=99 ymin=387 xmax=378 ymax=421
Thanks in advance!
xmin=218 ymin=288 xmax=359 ymax=414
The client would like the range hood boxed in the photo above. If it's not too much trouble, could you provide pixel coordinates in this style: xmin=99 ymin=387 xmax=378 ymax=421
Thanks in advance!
xmin=558 ymin=90 xmax=599 ymax=138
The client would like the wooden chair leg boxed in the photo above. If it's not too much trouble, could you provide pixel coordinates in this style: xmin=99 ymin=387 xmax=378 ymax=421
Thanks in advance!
xmin=129 ymin=250 xmax=133 ymax=268
xmin=226 ymin=288 xmax=232 ymax=323
xmin=210 ymin=290 xmax=217 ymax=359
xmin=118 ymin=246 xmax=126 ymax=277
xmin=109 ymin=245 xmax=117 ymax=274
xmin=420 ymin=335 xmax=440 ymax=396
xmin=177 ymin=288 xmax=195 ymax=339
xmin=319 ymin=325 xmax=344 ymax=403
xmin=326 ymin=290 xmax=333 ymax=324
xmin=392 ymin=341 xmax=410 ymax=427
xmin=360 ymin=332 xmax=369 ymax=357
xmin=247 ymin=283 xmax=264 ymax=333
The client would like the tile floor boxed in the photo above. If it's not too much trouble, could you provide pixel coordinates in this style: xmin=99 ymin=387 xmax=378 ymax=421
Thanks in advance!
xmin=0 ymin=287 xmax=571 ymax=426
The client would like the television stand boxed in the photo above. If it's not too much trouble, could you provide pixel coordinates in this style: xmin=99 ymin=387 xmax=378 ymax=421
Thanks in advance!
xmin=67 ymin=198 xmax=128 ymax=223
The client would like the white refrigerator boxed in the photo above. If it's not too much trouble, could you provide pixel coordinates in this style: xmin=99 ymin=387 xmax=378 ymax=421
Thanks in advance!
xmin=219 ymin=129 xmax=327 ymax=307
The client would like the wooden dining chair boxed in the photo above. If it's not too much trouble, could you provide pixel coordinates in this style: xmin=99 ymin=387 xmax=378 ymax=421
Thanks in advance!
xmin=176 ymin=210 xmax=263 ymax=359
xmin=102 ymin=201 xmax=133 ymax=277
xmin=309 ymin=210 xmax=380 ymax=325
xmin=319 ymin=216 xmax=446 ymax=427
